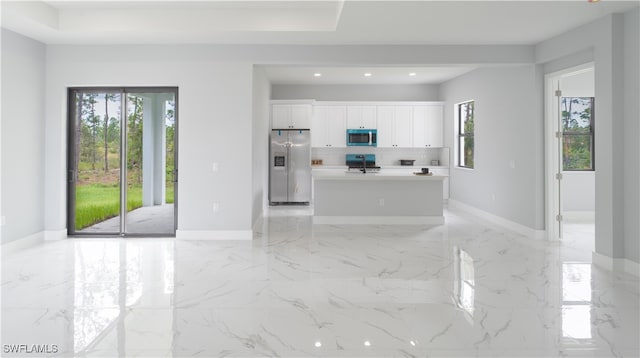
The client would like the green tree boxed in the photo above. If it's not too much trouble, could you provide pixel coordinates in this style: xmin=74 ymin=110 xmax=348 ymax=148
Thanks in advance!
xmin=165 ymin=100 xmax=175 ymax=187
xmin=103 ymin=93 xmax=117 ymax=172
xmin=462 ymin=101 xmax=474 ymax=168
xmin=81 ymin=93 xmax=100 ymax=171
xmin=562 ymin=97 xmax=593 ymax=170
xmin=127 ymin=95 xmax=144 ymax=184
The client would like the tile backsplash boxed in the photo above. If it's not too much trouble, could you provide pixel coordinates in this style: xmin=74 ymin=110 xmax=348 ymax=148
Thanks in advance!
xmin=311 ymin=147 xmax=450 ymax=167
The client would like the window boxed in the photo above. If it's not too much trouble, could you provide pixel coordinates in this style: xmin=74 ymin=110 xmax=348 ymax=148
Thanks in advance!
xmin=457 ymin=101 xmax=475 ymax=168
xmin=562 ymin=97 xmax=594 ymax=171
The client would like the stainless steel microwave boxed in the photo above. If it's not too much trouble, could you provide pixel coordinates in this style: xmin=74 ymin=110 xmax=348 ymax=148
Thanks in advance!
xmin=347 ymin=129 xmax=377 ymax=147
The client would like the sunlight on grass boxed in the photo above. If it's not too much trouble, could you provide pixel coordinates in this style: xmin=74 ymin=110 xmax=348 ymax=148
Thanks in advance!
xmin=166 ymin=184 xmax=174 ymax=204
xmin=76 ymin=183 xmax=175 ymax=230
xmin=76 ymin=184 xmax=143 ymax=230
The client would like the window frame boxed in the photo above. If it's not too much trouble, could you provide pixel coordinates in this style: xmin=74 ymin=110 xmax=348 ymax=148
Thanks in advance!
xmin=457 ymin=100 xmax=475 ymax=169
xmin=561 ymin=97 xmax=595 ymax=172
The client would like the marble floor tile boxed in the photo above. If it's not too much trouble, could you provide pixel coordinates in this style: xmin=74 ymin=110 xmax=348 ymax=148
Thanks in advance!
xmin=2 ymin=208 xmax=638 ymax=357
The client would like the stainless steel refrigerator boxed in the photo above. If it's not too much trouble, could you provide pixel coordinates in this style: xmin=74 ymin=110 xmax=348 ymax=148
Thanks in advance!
xmin=269 ymin=129 xmax=311 ymax=204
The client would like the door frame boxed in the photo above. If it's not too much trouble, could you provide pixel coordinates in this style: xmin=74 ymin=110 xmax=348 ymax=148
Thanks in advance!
xmin=67 ymin=86 xmax=179 ymax=237
xmin=544 ymin=63 xmax=594 ymax=241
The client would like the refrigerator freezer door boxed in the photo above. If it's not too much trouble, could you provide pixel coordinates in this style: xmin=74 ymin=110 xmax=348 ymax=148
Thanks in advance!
xmin=270 ymin=130 xmax=289 ymax=203
xmin=287 ymin=130 xmax=311 ymax=203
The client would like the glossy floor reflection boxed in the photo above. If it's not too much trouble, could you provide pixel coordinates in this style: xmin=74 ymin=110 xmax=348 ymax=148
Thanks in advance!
xmin=2 ymin=208 xmax=638 ymax=357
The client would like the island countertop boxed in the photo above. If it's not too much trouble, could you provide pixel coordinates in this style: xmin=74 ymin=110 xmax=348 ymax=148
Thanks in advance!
xmin=313 ymin=171 xmax=447 ymax=181
xmin=313 ymin=170 xmax=445 ymax=225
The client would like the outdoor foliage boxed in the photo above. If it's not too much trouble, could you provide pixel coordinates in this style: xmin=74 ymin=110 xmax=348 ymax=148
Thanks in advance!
xmin=166 ymin=100 xmax=176 ymax=203
xmin=75 ymin=184 xmax=142 ymax=230
xmin=562 ymin=97 xmax=594 ymax=171
xmin=458 ymin=101 xmax=475 ymax=168
xmin=74 ymin=93 xmax=175 ymax=230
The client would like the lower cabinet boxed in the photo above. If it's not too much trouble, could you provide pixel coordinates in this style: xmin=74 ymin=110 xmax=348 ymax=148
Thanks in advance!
xmin=380 ymin=167 xmax=449 ymax=199
xmin=429 ymin=168 xmax=450 ymax=199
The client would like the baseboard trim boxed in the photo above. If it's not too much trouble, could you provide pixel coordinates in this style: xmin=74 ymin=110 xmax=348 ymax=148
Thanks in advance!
xmin=449 ymin=199 xmax=546 ymax=240
xmin=592 ymin=251 xmax=613 ymax=271
xmin=1 ymin=231 xmax=44 ymax=257
xmin=176 ymin=230 xmax=253 ymax=240
xmin=313 ymin=216 xmax=444 ymax=225
xmin=563 ymin=211 xmax=595 ymax=221
xmin=592 ymin=252 xmax=640 ymax=277
xmin=45 ymin=229 xmax=67 ymax=241
xmin=625 ymin=259 xmax=640 ymax=277
xmin=252 ymin=214 xmax=264 ymax=232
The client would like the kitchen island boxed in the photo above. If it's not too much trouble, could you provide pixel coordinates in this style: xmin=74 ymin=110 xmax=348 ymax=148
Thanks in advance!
xmin=312 ymin=171 xmax=445 ymax=225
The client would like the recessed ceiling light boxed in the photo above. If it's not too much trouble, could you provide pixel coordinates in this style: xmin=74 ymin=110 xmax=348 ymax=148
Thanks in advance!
xmin=409 ymin=72 xmax=417 ymax=76
xmin=364 ymin=73 xmax=372 ymax=77
xmin=314 ymin=73 xmax=322 ymax=77
xmin=364 ymin=340 xmax=371 ymax=346
xmin=314 ymin=341 xmax=322 ymax=348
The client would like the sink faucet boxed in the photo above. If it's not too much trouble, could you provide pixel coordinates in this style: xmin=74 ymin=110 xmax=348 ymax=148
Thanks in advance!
xmin=355 ymin=155 xmax=366 ymax=174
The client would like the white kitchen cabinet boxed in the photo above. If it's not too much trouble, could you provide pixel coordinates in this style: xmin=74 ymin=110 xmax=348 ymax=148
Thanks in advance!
xmin=376 ymin=106 xmax=413 ymax=148
xmin=430 ymin=168 xmax=449 ymax=199
xmin=412 ymin=104 xmax=444 ymax=148
xmin=347 ymin=106 xmax=377 ymax=129
xmin=311 ymin=105 xmax=346 ymax=148
xmin=271 ymin=104 xmax=312 ymax=129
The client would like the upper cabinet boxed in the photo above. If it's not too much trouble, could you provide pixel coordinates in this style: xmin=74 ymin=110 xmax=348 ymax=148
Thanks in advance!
xmin=311 ymin=105 xmax=347 ymax=148
xmin=275 ymin=100 xmax=444 ymax=149
xmin=376 ymin=106 xmax=413 ymax=148
xmin=412 ymin=104 xmax=444 ymax=148
xmin=271 ymin=102 xmax=312 ymax=129
xmin=346 ymin=106 xmax=377 ymax=129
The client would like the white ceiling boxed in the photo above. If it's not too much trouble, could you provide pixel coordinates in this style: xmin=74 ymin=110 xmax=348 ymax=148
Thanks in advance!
xmin=263 ymin=66 xmax=477 ymax=85
xmin=2 ymin=1 xmax=638 ymax=45
xmin=2 ymin=1 xmax=638 ymax=85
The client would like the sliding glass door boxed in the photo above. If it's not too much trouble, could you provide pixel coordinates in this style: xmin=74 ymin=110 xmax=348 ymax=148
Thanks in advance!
xmin=68 ymin=88 xmax=178 ymax=236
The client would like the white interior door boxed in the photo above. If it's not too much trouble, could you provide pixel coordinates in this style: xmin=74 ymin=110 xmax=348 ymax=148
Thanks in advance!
xmin=555 ymin=81 xmax=564 ymax=239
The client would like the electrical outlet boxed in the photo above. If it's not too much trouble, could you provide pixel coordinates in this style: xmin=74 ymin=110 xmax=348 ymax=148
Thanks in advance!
xmin=492 ymin=193 xmax=496 ymax=201
xmin=509 ymin=159 xmax=516 ymax=169
xmin=212 ymin=163 xmax=219 ymax=172
xmin=379 ymin=199 xmax=385 ymax=206
xmin=212 ymin=203 xmax=219 ymax=213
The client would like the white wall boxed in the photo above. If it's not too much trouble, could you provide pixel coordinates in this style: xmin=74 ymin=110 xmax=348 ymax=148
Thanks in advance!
xmin=562 ymin=173 xmax=595 ymax=212
xmin=271 ymin=84 xmax=440 ymax=101
xmin=441 ymin=66 xmax=545 ymax=230
xmin=536 ymin=10 xmax=637 ymax=264
xmin=623 ymin=8 xmax=639 ymax=263
xmin=1 ymin=29 xmax=46 ymax=244
xmin=9 ymin=15 xmax=632 ymax=253
xmin=560 ymin=68 xmax=595 ymax=213
xmin=45 ymin=46 xmax=255 ymax=236
xmin=252 ymin=66 xmax=271 ymax=227
xmin=39 ymin=44 xmax=533 ymax=238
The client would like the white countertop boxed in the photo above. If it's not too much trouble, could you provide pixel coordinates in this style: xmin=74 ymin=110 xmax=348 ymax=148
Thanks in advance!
xmin=312 ymin=165 xmax=449 ymax=170
xmin=382 ymin=165 xmax=449 ymax=170
xmin=313 ymin=171 xmax=446 ymax=181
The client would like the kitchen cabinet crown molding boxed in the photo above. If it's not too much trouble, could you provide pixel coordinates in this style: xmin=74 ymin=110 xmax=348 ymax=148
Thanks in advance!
xmin=313 ymin=100 xmax=444 ymax=106
xmin=270 ymin=99 xmax=316 ymax=105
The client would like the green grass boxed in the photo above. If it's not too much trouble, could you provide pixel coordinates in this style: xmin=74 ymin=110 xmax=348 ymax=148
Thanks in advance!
xmin=75 ymin=184 xmax=142 ymax=230
xmin=75 ymin=183 xmax=175 ymax=230
xmin=166 ymin=184 xmax=174 ymax=204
